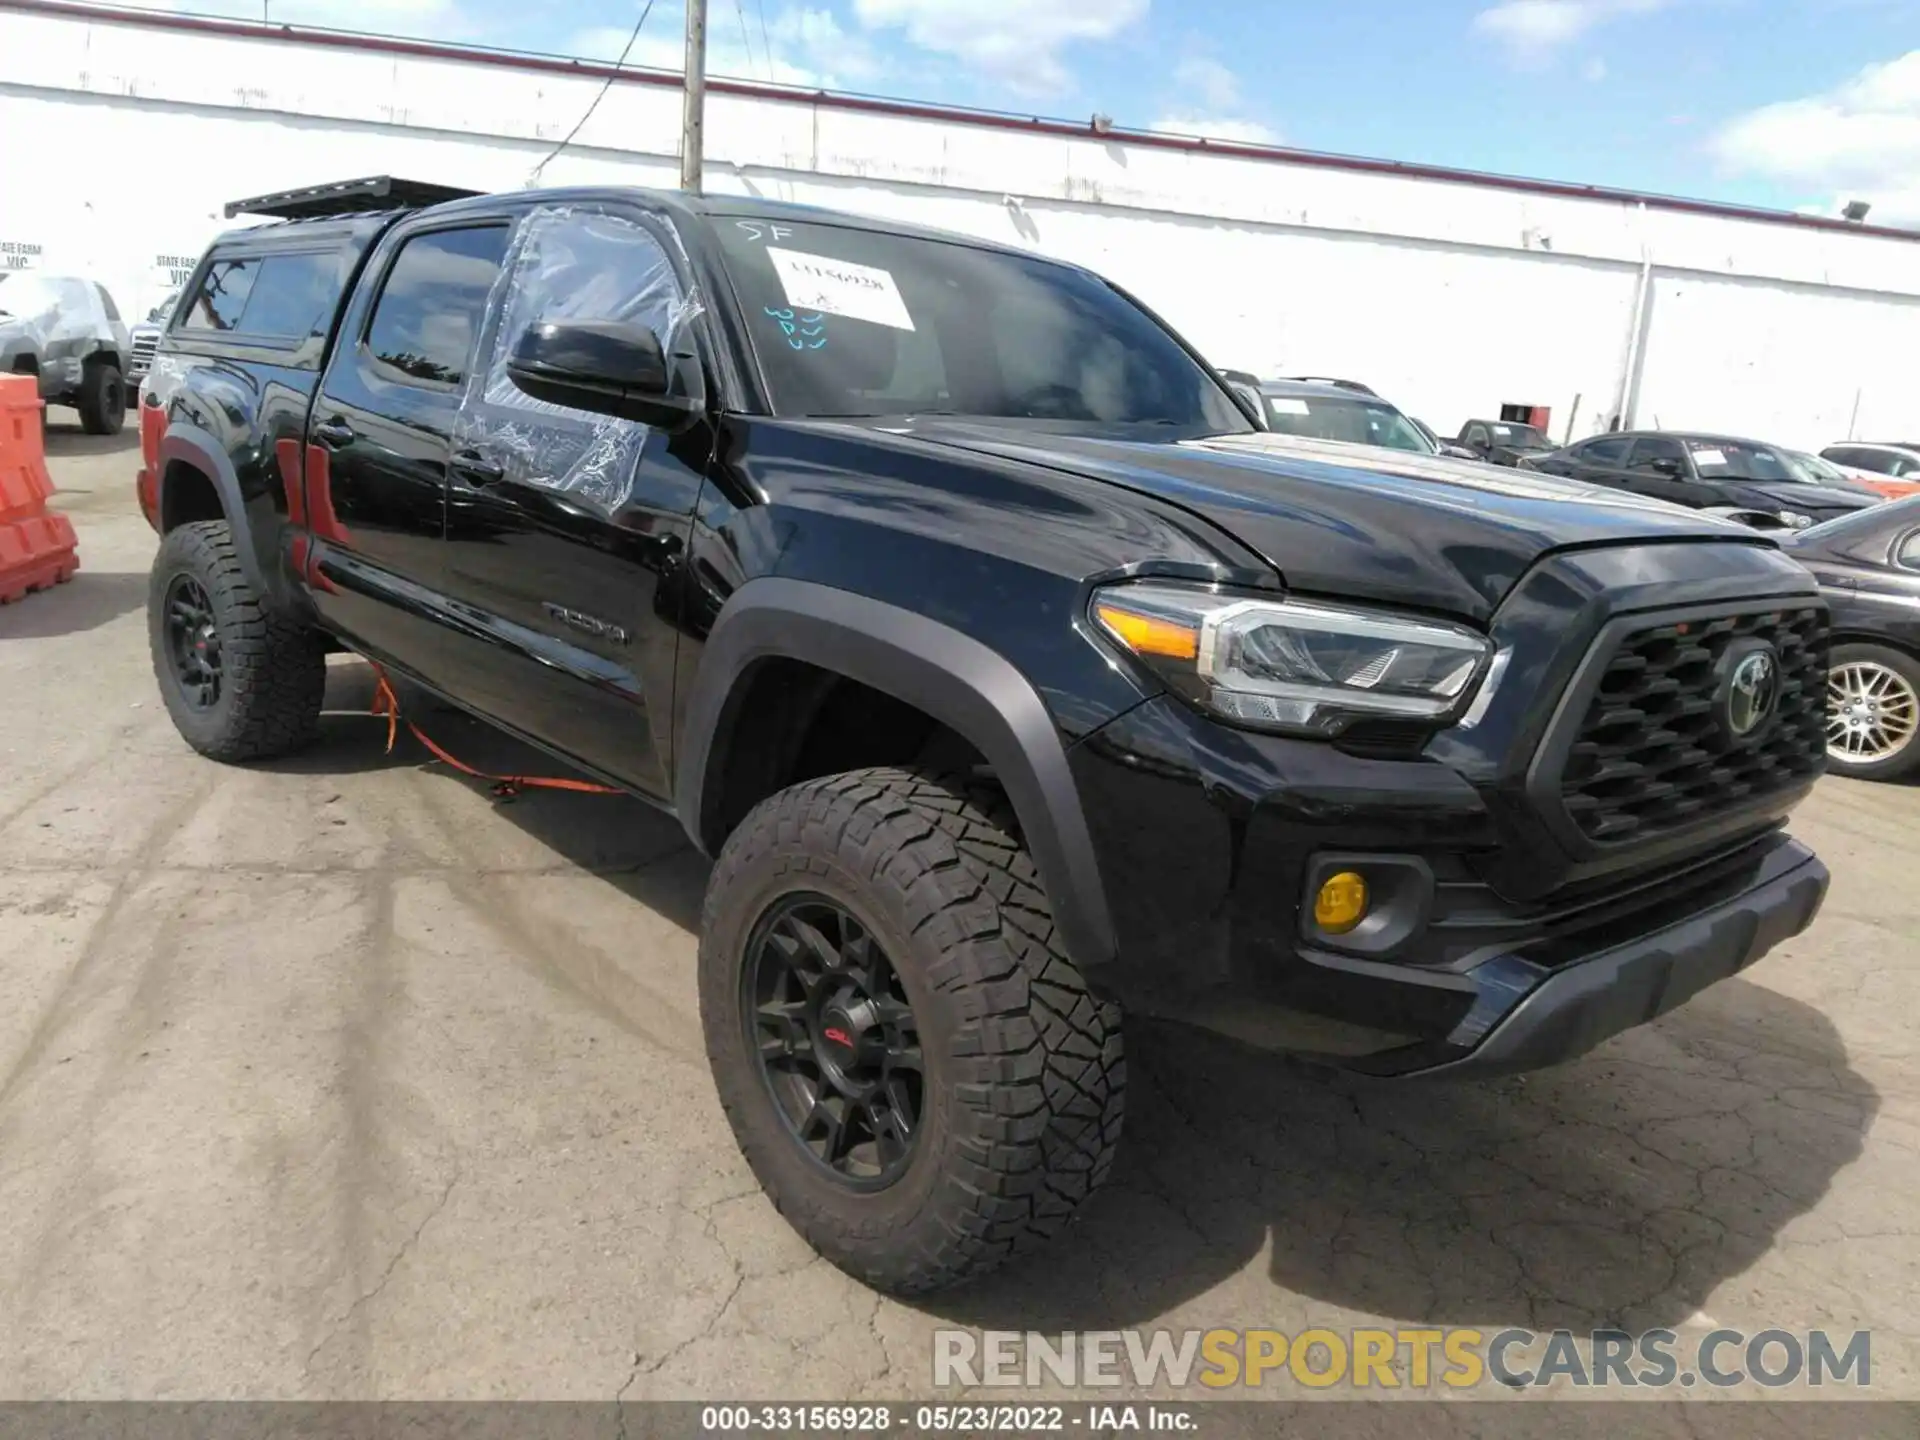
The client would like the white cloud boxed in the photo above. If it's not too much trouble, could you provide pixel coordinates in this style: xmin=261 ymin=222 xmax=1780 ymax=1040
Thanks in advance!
xmin=1472 ymin=0 xmax=1664 ymax=64
xmin=570 ymin=4 xmax=882 ymax=90
xmin=1150 ymin=115 xmax=1280 ymax=146
xmin=1582 ymin=55 xmax=1607 ymax=82
xmin=1173 ymin=56 xmax=1241 ymax=112
xmin=1711 ymin=50 xmax=1920 ymax=224
xmin=852 ymin=0 xmax=1148 ymax=95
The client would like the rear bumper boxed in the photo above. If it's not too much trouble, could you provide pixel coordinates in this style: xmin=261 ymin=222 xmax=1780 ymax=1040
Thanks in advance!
xmin=1365 ymin=838 xmax=1828 ymax=1077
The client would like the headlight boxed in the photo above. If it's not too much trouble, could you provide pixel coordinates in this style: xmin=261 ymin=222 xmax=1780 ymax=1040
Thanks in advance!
xmin=1778 ymin=510 xmax=1815 ymax=530
xmin=1091 ymin=582 xmax=1492 ymax=738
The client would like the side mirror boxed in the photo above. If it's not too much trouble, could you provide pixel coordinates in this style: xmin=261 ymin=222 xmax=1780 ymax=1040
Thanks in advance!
xmin=1650 ymin=456 xmax=1685 ymax=478
xmin=507 ymin=319 xmax=702 ymax=431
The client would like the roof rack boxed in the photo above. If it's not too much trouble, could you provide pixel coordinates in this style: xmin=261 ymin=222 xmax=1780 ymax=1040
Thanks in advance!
xmin=224 ymin=176 xmax=483 ymax=220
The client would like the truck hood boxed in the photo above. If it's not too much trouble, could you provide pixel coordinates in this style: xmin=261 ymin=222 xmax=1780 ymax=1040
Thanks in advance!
xmin=1718 ymin=479 xmax=1878 ymax=513
xmin=874 ymin=422 xmax=1759 ymax=623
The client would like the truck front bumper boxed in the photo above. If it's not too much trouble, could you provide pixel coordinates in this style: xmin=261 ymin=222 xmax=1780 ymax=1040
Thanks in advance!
xmin=1355 ymin=837 xmax=1828 ymax=1078
xmin=1068 ymin=695 xmax=1830 ymax=1078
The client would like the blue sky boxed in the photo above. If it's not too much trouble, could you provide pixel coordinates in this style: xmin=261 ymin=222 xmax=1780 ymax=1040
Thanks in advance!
xmin=144 ymin=1 xmax=1920 ymax=223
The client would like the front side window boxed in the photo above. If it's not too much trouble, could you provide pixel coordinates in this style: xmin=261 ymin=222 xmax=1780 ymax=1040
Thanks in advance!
xmin=1834 ymin=448 xmax=1890 ymax=474
xmin=1579 ymin=436 xmax=1630 ymax=464
xmin=1629 ymin=437 xmax=1688 ymax=473
xmin=715 ymin=218 xmax=1247 ymax=436
xmin=1262 ymin=394 xmax=1432 ymax=453
xmin=454 ymin=206 xmax=690 ymax=515
xmin=364 ymin=226 xmax=510 ymax=390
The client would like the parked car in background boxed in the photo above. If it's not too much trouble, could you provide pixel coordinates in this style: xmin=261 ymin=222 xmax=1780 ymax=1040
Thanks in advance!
xmin=128 ymin=287 xmax=182 ymax=395
xmin=1822 ymin=443 xmax=1920 ymax=490
xmin=1456 ymin=419 xmax=1557 ymax=467
xmin=1783 ymin=447 xmax=1920 ymax=501
xmin=1409 ymin=416 xmax=1479 ymax=460
xmin=1255 ymin=379 xmax=1436 ymax=453
xmin=1529 ymin=431 xmax=1879 ymax=526
xmin=1784 ymin=496 xmax=1920 ymax=781
xmin=0 ymin=272 xmax=132 ymax=432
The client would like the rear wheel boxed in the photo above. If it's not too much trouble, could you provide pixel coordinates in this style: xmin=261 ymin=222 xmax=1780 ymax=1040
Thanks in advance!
xmin=76 ymin=359 xmax=125 ymax=435
xmin=699 ymin=766 xmax=1125 ymax=1294
xmin=148 ymin=520 xmax=326 ymax=761
xmin=1826 ymin=642 xmax=1920 ymax=781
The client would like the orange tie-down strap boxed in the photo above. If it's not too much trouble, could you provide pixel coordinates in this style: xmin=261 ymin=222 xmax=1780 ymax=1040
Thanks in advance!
xmin=368 ymin=663 xmax=623 ymax=801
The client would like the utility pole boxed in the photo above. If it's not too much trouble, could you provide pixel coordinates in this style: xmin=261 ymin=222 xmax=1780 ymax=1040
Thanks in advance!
xmin=680 ymin=0 xmax=708 ymax=193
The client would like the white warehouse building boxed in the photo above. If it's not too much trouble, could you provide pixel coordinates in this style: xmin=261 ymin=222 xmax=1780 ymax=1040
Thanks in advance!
xmin=2 ymin=0 xmax=1917 ymax=448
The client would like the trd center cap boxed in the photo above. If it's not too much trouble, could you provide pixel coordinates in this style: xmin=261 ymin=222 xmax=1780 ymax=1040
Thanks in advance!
xmin=817 ymin=998 xmax=882 ymax=1072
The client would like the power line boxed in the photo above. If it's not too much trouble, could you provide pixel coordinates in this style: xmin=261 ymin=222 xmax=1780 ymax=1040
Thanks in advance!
xmin=531 ymin=0 xmax=658 ymax=184
xmin=732 ymin=0 xmax=760 ymax=80
xmin=752 ymin=0 xmax=773 ymax=83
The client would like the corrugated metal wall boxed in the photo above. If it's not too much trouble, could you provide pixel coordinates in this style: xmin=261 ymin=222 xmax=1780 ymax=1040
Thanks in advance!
xmin=2 ymin=3 xmax=1916 ymax=447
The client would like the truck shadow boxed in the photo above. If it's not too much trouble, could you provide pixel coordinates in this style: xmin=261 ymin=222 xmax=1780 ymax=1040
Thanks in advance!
xmin=276 ymin=661 xmax=1875 ymax=1338
xmin=270 ymin=659 xmax=705 ymax=932
xmin=41 ymin=413 xmax=142 ymax=458
xmin=932 ymin=985 xmax=1874 ymax=1338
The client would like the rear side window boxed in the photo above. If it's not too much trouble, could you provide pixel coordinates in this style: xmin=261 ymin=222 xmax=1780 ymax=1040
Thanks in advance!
xmin=364 ymin=226 xmax=510 ymax=390
xmin=182 ymin=258 xmax=259 ymax=332
xmin=237 ymin=253 xmax=343 ymax=339
xmin=178 ymin=251 xmax=343 ymax=341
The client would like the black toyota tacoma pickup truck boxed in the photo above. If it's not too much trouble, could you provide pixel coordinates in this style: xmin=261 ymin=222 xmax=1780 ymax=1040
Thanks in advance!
xmin=138 ymin=177 xmax=1831 ymax=1295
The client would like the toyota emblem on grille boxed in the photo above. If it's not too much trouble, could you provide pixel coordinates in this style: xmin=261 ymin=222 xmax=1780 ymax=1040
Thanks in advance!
xmin=1722 ymin=645 xmax=1781 ymax=740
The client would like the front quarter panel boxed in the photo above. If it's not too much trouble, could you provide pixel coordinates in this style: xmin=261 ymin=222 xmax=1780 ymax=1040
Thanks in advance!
xmin=678 ymin=418 xmax=1267 ymax=742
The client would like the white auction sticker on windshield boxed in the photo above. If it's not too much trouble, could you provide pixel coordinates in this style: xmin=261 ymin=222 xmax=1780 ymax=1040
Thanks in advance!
xmin=1691 ymin=447 xmax=1728 ymax=467
xmin=766 ymin=248 xmax=915 ymax=331
xmin=1267 ymin=398 xmax=1310 ymax=414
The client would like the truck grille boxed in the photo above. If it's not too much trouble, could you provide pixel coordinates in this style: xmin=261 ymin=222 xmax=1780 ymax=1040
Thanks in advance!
xmin=129 ymin=333 xmax=159 ymax=376
xmin=1559 ymin=606 xmax=1828 ymax=845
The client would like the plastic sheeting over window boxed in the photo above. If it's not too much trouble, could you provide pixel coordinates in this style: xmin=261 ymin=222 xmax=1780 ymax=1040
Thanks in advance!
xmin=456 ymin=206 xmax=702 ymax=516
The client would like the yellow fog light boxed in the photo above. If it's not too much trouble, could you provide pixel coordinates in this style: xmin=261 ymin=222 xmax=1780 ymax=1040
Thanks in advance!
xmin=1314 ymin=872 xmax=1369 ymax=934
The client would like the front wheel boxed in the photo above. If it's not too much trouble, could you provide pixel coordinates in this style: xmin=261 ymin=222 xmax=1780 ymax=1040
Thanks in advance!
xmin=699 ymin=767 xmax=1125 ymax=1295
xmin=1827 ymin=642 xmax=1920 ymax=781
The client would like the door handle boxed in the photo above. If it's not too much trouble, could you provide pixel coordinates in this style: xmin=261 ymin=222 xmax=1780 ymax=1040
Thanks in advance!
xmin=313 ymin=417 xmax=356 ymax=450
xmin=451 ymin=450 xmax=506 ymax=486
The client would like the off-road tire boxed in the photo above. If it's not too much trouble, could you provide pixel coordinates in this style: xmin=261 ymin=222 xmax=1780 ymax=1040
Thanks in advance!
xmin=148 ymin=520 xmax=326 ymax=762
xmin=1826 ymin=642 xmax=1920 ymax=782
xmin=76 ymin=358 xmax=125 ymax=435
xmin=700 ymin=766 xmax=1125 ymax=1294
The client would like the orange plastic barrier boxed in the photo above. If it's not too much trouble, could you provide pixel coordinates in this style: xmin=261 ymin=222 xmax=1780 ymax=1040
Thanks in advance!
xmin=0 ymin=375 xmax=80 ymax=604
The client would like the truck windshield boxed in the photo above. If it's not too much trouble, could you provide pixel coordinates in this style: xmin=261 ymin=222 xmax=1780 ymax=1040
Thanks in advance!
xmin=715 ymin=218 xmax=1250 ymax=436
xmin=1686 ymin=440 xmax=1795 ymax=482
xmin=1263 ymin=394 xmax=1434 ymax=453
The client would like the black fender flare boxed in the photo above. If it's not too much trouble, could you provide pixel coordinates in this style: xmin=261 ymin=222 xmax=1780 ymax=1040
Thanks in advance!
xmin=157 ymin=424 xmax=272 ymax=600
xmin=675 ymin=576 xmax=1119 ymax=975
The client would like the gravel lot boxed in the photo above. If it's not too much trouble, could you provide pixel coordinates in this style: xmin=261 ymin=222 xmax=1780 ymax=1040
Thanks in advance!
xmin=1 ymin=415 xmax=1915 ymax=1406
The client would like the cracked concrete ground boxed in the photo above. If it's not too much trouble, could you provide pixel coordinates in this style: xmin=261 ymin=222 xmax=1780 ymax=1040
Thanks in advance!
xmin=1 ymin=418 xmax=1915 ymax=1404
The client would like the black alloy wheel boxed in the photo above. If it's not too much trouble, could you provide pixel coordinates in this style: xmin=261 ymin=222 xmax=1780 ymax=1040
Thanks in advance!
xmin=745 ymin=894 xmax=923 ymax=1188
xmin=163 ymin=573 xmax=223 ymax=710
